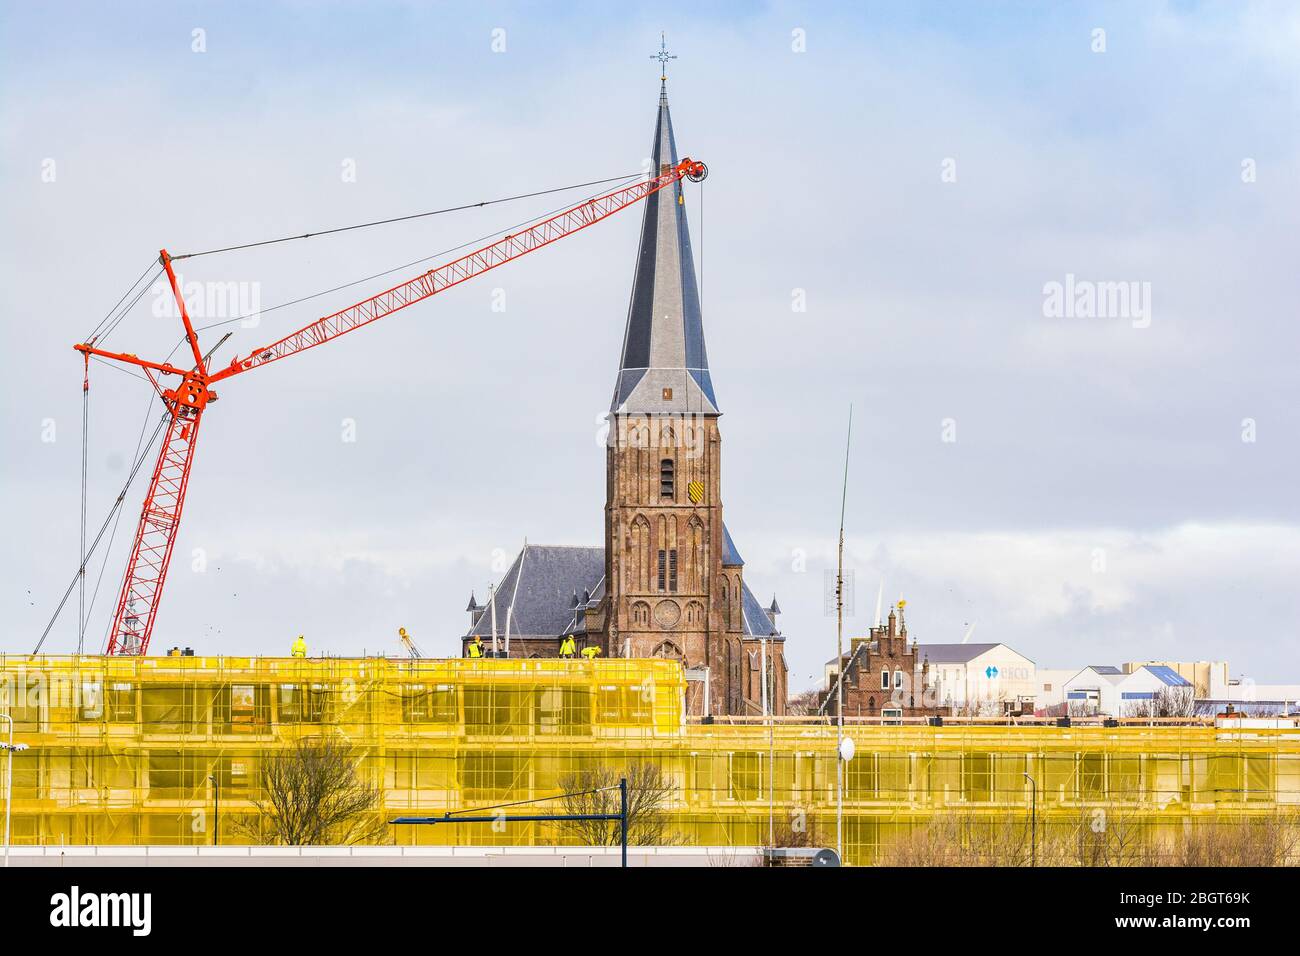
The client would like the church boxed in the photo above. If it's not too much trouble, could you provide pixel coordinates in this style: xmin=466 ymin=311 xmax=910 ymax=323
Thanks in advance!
xmin=459 ymin=81 xmax=789 ymax=717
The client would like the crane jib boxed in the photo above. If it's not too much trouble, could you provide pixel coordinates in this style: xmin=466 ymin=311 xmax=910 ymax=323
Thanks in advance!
xmin=81 ymin=157 xmax=706 ymax=655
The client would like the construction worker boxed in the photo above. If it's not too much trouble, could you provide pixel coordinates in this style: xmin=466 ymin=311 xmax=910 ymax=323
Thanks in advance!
xmin=580 ymin=645 xmax=601 ymax=661
xmin=559 ymin=635 xmax=576 ymax=659
xmin=291 ymin=634 xmax=307 ymax=658
xmin=467 ymin=635 xmax=484 ymax=659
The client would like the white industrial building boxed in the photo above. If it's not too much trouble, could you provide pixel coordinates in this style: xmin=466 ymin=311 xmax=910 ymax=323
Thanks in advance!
xmin=1062 ymin=664 xmax=1193 ymax=716
xmin=913 ymin=647 xmax=1298 ymax=719
xmin=920 ymin=643 xmax=1036 ymax=714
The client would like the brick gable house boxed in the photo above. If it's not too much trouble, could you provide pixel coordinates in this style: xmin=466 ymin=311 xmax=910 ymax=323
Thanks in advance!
xmin=820 ymin=604 xmax=944 ymax=719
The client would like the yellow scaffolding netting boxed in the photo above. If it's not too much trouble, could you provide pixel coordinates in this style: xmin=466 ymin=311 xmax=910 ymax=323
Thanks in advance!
xmin=2 ymin=655 xmax=1298 ymax=865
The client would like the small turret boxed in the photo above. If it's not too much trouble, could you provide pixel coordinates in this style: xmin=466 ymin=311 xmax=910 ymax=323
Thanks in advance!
xmin=466 ymin=592 xmax=484 ymax=628
xmin=765 ymin=595 xmax=781 ymax=629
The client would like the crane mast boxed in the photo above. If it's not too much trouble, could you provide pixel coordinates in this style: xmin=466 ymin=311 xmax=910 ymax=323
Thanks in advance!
xmin=75 ymin=157 xmax=708 ymax=655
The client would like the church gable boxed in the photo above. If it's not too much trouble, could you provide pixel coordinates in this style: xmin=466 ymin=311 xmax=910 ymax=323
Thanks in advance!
xmin=465 ymin=545 xmax=603 ymax=640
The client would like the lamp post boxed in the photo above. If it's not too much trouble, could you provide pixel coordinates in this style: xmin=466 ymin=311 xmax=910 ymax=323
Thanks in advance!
xmin=1023 ymin=771 xmax=1037 ymax=867
xmin=1 ymin=714 xmax=31 ymax=868
xmin=758 ymin=638 xmax=775 ymax=847
xmin=209 ymin=774 xmax=219 ymax=846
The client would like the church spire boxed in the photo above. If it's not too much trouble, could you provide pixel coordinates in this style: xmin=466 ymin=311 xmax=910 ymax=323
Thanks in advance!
xmin=611 ymin=77 xmax=718 ymax=416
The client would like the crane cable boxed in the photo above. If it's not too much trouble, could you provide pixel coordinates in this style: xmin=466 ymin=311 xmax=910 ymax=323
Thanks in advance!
xmin=33 ymin=408 xmax=172 ymax=654
xmin=89 ymin=170 xmax=643 ymax=345
xmin=78 ymin=357 xmax=89 ymax=653
xmin=85 ymin=258 xmax=161 ymax=343
xmin=191 ymin=171 xmax=643 ymax=336
xmin=169 ymin=171 xmax=646 ymax=262
xmin=96 ymin=268 xmax=163 ymax=349
xmin=36 ymin=332 xmax=210 ymax=655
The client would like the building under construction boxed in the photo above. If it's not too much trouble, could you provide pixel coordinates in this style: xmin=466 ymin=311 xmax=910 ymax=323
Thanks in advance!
xmin=3 ymin=655 xmax=1298 ymax=865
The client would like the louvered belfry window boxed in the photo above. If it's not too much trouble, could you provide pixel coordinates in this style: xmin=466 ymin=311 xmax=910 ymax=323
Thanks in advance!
xmin=660 ymin=458 xmax=674 ymax=499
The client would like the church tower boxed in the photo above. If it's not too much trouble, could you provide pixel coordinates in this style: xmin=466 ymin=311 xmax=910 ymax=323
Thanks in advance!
xmin=602 ymin=82 xmax=744 ymax=715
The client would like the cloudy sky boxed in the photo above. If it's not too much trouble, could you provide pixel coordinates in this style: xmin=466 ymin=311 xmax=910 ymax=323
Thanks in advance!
xmin=2 ymin=1 xmax=1298 ymax=690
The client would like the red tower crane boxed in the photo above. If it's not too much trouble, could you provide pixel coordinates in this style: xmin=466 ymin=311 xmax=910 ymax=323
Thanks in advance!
xmin=76 ymin=157 xmax=708 ymax=655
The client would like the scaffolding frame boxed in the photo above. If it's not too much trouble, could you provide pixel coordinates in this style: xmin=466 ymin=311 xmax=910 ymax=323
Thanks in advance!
xmin=2 ymin=655 xmax=1297 ymax=864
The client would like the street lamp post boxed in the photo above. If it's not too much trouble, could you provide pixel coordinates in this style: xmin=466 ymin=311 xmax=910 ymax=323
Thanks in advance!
xmin=1023 ymin=771 xmax=1037 ymax=867
xmin=2 ymin=714 xmax=31 ymax=868
xmin=759 ymin=638 xmax=776 ymax=847
xmin=209 ymin=774 xmax=220 ymax=846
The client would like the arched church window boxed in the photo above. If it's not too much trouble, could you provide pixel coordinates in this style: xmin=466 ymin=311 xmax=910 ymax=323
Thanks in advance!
xmin=685 ymin=600 xmax=704 ymax=626
xmin=660 ymin=458 xmax=674 ymax=499
xmin=880 ymin=669 xmax=890 ymax=690
xmin=632 ymin=601 xmax=651 ymax=627
xmin=688 ymin=517 xmax=704 ymax=590
xmin=894 ymin=669 xmax=905 ymax=689
xmin=631 ymin=516 xmax=651 ymax=591
xmin=652 ymin=640 xmax=682 ymax=661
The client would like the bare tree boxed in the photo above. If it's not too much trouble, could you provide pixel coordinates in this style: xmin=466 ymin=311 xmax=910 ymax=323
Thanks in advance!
xmin=872 ymin=807 xmax=1300 ymax=867
xmin=1124 ymin=686 xmax=1196 ymax=719
xmin=954 ymin=698 xmax=1003 ymax=718
xmin=770 ymin=814 xmax=826 ymax=849
xmin=1172 ymin=813 xmax=1300 ymax=866
xmin=786 ymin=688 xmax=821 ymax=716
xmin=556 ymin=762 xmax=681 ymax=847
xmin=880 ymin=812 xmax=1033 ymax=866
xmin=239 ymin=735 xmax=389 ymax=845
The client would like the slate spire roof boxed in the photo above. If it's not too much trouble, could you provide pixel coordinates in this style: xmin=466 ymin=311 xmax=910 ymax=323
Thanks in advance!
xmin=611 ymin=85 xmax=719 ymax=416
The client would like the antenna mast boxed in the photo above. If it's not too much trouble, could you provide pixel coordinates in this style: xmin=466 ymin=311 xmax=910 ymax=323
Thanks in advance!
xmin=835 ymin=404 xmax=853 ymax=863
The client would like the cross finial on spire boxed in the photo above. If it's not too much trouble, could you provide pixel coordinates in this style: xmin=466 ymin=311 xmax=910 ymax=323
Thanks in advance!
xmin=651 ymin=32 xmax=676 ymax=91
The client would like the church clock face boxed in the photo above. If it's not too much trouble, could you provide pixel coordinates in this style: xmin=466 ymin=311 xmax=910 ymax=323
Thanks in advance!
xmin=654 ymin=600 xmax=681 ymax=628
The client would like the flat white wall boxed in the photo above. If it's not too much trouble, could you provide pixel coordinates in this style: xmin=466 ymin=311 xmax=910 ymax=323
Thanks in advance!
xmin=1222 ymin=682 xmax=1300 ymax=703
xmin=1035 ymin=669 xmax=1078 ymax=709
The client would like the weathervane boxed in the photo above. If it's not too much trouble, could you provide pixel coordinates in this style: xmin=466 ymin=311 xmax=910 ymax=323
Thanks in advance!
xmin=651 ymin=32 xmax=676 ymax=90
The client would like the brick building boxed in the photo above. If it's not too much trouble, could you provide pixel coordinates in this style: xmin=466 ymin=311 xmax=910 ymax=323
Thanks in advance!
xmin=820 ymin=604 xmax=943 ymax=719
xmin=460 ymin=81 xmax=788 ymax=717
